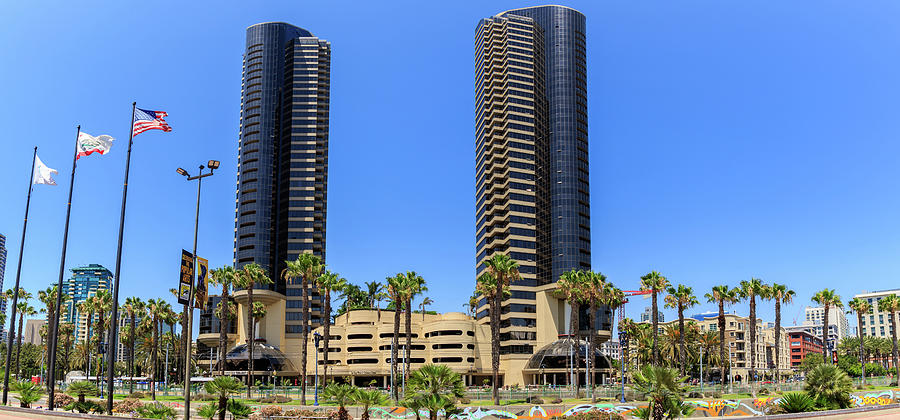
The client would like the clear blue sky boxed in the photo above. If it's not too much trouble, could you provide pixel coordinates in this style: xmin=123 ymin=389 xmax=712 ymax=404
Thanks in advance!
xmin=1 ymin=1 xmax=899 ymax=334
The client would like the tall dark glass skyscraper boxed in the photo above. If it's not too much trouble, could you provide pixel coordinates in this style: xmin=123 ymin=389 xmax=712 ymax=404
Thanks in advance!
xmin=235 ymin=22 xmax=330 ymax=333
xmin=475 ymin=6 xmax=596 ymax=359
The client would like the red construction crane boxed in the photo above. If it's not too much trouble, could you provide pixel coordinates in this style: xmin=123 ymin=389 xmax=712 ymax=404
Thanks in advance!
xmin=618 ymin=290 xmax=652 ymax=325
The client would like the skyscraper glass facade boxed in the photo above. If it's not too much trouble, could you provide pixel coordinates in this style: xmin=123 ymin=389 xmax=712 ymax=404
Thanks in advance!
xmin=65 ymin=264 xmax=111 ymax=343
xmin=235 ymin=22 xmax=330 ymax=335
xmin=475 ymin=6 xmax=606 ymax=356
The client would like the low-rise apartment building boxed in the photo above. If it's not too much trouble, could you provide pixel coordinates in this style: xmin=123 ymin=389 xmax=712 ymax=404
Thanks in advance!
xmin=785 ymin=328 xmax=823 ymax=368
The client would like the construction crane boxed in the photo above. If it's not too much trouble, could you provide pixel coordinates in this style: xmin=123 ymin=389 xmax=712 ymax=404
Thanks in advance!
xmin=618 ymin=289 xmax=652 ymax=323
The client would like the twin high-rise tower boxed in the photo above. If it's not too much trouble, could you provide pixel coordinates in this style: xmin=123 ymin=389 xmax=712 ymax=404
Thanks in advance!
xmin=475 ymin=5 xmax=595 ymax=356
xmin=230 ymin=6 xmax=599 ymax=382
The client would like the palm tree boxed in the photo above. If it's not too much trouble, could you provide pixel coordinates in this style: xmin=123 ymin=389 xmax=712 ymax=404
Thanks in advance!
xmin=209 ymin=266 xmax=237 ymax=375
xmin=811 ymin=289 xmax=843 ymax=365
xmin=122 ymin=297 xmax=145 ymax=392
xmin=705 ymin=285 xmax=737 ymax=390
xmin=769 ymin=283 xmax=795 ymax=382
xmin=556 ymin=270 xmax=587 ymax=389
xmin=632 ymin=364 xmax=691 ymax=420
xmin=91 ymin=289 xmax=112 ymax=386
xmin=37 ymin=287 xmax=68 ymax=351
xmin=419 ymin=297 xmax=434 ymax=321
xmin=877 ymin=295 xmax=900 ymax=384
xmin=59 ymin=322 xmax=75 ymax=375
xmin=140 ymin=298 xmax=166 ymax=400
xmin=233 ymin=262 xmax=272 ymax=398
xmin=664 ymin=284 xmax=698 ymax=375
xmin=15 ymin=301 xmax=35 ymax=378
xmin=480 ymin=254 xmax=520 ymax=404
xmin=847 ymin=297 xmax=872 ymax=387
xmin=316 ymin=270 xmax=346 ymax=386
xmin=205 ymin=376 xmax=244 ymax=420
xmin=698 ymin=330 xmax=720 ymax=383
xmin=386 ymin=274 xmax=405 ymax=401
xmin=407 ymin=364 xmax=465 ymax=420
xmin=293 ymin=252 xmax=322 ymax=404
xmin=365 ymin=281 xmax=383 ymax=309
xmin=737 ymin=277 xmax=766 ymax=393
xmin=640 ymin=271 xmax=670 ymax=365
xmin=465 ymin=292 xmax=478 ymax=318
xmin=323 ymin=383 xmax=356 ymax=420
xmin=403 ymin=271 xmax=427 ymax=385
xmin=595 ymin=279 xmax=624 ymax=402
xmin=354 ymin=388 xmax=390 ymax=420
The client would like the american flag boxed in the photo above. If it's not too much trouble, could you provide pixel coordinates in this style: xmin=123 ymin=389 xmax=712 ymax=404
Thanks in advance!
xmin=132 ymin=107 xmax=173 ymax=136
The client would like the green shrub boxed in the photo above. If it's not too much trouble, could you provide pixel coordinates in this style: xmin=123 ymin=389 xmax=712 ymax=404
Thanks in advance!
xmin=526 ymin=396 xmax=544 ymax=404
xmin=805 ymin=364 xmax=853 ymax=409
xmin=129 ymin=390 xmax=148 ymax=399
xmin=550 ymin=397 xmax=563 ymax=404
xmin=65 ymin=400 xmax=104 ymax=414
xmin=66 ymin=380 xmax=98 ymax=403
xmin=138 ymin=401 xmax=177 ymax=419
xmin=775 ymin=392 xmax=816 ymax=413
xmin=758 ymin=387 xmax=770 ymax=395
xmin=197 ymin=402 xmax=218 ymax=420
xmin=11 ymin=380 xmax=43 ymax=408
xmin=228 ymin=399 xmax=253 ymax=419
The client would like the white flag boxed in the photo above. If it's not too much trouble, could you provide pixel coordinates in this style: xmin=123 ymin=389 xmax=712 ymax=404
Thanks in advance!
xmin=76 ymin=132 xmax=114 ymax=160
xmin=33 ymin=155 xmax=58 ymax=186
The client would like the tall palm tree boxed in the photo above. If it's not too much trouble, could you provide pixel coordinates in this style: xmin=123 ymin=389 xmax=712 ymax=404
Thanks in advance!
xmin=556 ymin=270 xmax=586 ymax=389
xmin=877 ymin=295 xmax=900 ymax=384
xmin=705 ymin=285 xmax=737 ymax=390
xmin=122 ymin=297 xmax=145 ymax=392
xmin=420 ymin=297 xmax=434 ymax=321
xmin=403 ymin=271 xmax=427 ymax=385
xmin=293 ymin=252 xmax=322 ymax=405
xmin=59 ymin=322 xmax=75 ymax=375
xmin=768 ymin=283 xmax=794 ymax=381
xmin=811 ymin=289 xmax=843 ymax=365
xmin=233 ymin=262 xmax=272 ymax=398
xmin=365 ymin=281 xmax=383 ymax=309
xmin=481 ymin=254 xmax=520 ymax=404
xmin=737 ymin=277 xmax=766 ymax=393
xmin=209 ymin=266 xmax=237 ymax=375
xmin=91 ymin=289 xmax=112 ymax=386
xmin=386 ymin=274 xmax=405 ymax=401
xmin=640 ymin=271 xmax=670 ymax=365
xmin=698 ymin=330 xmax=721 ymax=383
xmin=664 ymin=284 xmax=698 ymax=375
xmin=37 ymin=286 xmax=68 ymax=351
xmin=847 ymin=297 xmax=872 ymax=387
xmin=465 ymin=292 xmax=479 ymax=318
xmin=140 ymin=298 xmax=166 ymax=400
xmin=315 ymin=270 xmax=346 ymax=386
xmin=15 ymin=301 xmax=35 ymax=378
xmin=594 ymin=278 xmax=624 ymax=402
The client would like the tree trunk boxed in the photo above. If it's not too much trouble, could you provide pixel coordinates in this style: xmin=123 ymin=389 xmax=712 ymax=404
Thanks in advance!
xmin=246 ymin=286 xmax=254 ymax=399
xmin=218 ymin=395 xmax=227 ymax=420
xmin=774 ymin=299 xmax=781 ymax=383
xmin=405 ymin=298 xmax=412 ymax=387
xmin=96 ymin=313 xmax=105 ymax=386
xmin=718 ymin=301 xmax=726 ymax=392
xmin=678 ymin=305 xmax=686 ymax=375
xmin=491 ymin=290 xmax=501 ymax=405
xmin=570 ymin=300 xmax=580 ymax=393
xmin=323 ymin=289 xmax=331 ymax=386
xmin=151 ymin=320 xmax=158 ymax=400
xmin=219 ymin=288 xmax=230 ymax=376
xmin=651 ymin=291 xmax=659 ymax=365
xmin=750 ymin=295 xmax=756 ymax=396
xmin=589 ymin=301 xmax=597 ymax=403
xmin=130 ymin=314 xmax=136 ymax=393
xmin=823 ymin=305 xmax=830 ymax=365
xmin=301 ymin=276 xmax=309 ymax=405
xmin=392 ymin=304 xmax=401 ymax=401
xmin=858 ymin=312 xmax=866 ymax=387
xmin=891 ymin=311 xmax=900 ymax=384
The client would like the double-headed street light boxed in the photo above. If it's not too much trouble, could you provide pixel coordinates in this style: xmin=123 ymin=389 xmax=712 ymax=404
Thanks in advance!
xmin=176 ymin=159 xmax=218 ymax=420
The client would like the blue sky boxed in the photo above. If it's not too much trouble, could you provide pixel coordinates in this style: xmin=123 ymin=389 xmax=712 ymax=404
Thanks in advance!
xmin=1 ymin=1 xmax=899 ymax=334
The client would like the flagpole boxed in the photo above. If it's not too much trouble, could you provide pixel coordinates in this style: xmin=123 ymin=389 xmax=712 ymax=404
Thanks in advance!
xmin=2 ymin=147 xmax=38 ymax=406
xmin=106 ymin=103 xmax=136 ymax=414
xmin=47 ymin=126 xmax=81 ymax=410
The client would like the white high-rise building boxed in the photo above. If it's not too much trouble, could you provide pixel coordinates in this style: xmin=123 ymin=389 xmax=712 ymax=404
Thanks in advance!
xmin=854 ymin=289 xmax=900 ymax=339
xmin=803 ymin=306 xmax=850 ymax=344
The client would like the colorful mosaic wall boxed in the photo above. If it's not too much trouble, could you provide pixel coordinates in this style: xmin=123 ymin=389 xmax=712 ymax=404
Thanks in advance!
xmin=365 ymin=389 xmax=900 ymax=419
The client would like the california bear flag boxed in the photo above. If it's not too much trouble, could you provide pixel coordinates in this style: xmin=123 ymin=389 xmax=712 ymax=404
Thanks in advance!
xmin=76 ymin=132 xmax=114 ymax=160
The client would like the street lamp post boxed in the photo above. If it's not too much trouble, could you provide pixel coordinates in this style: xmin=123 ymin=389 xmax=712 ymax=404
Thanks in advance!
xmin=176 ymin=160 xmax=219 ymax=420
xmin=314 ymin=332 xmax=321 ymax=406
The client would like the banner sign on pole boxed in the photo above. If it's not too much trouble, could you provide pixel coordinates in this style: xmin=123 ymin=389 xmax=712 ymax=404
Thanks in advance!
xmin=194 ymin=256 xmax=208 ymax=309
xmin=178 ymin=249 xmax=193 ymax=305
